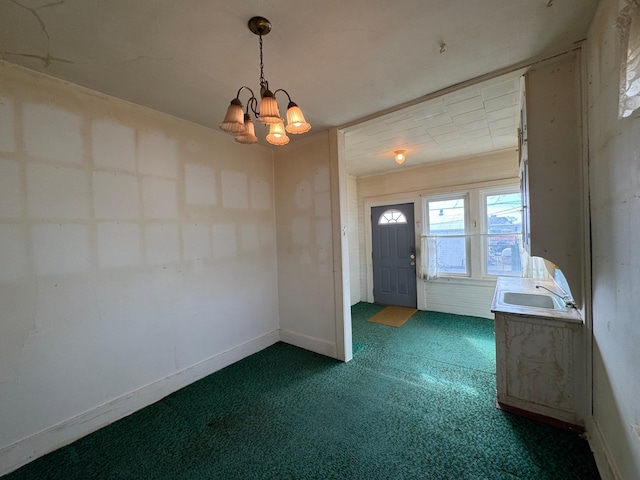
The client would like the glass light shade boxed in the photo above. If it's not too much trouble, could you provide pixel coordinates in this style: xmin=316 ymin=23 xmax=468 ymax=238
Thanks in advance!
xmin=219 ymin=99 xmax=245 ymax=133
xmin=235 ymin=114 xmax=258 ymax=144
xmin=258 ymin=90 xmax=282 ymax=124
xmin=266 ymin=121 xmax=290 ymax=146
xmin=285 ymin=103 xmax=311 ymax=134
xmin=394 ymin=150 xmax=406 ymax=165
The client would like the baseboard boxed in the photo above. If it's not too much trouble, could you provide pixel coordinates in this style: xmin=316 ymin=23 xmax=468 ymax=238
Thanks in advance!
xmin=279 ymin=329 xmax=337 ymax=358
xmin=0 ymin=329 xmax=280 ymax=477
xmin=587 ymin=416 xmax=622 ymax=480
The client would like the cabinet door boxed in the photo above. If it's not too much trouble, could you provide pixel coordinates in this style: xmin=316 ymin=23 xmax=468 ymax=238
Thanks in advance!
xmin=504 ymin=320 xmax=574 ymax=412
xmin=495 ymin=313 xmax=582 ymax=426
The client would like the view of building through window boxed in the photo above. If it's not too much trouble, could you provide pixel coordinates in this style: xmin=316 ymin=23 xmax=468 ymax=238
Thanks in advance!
xmin=427 ymin=198 xmax=467 ymax=275
xmin=486 ymin=193 xmax=522 ymax=276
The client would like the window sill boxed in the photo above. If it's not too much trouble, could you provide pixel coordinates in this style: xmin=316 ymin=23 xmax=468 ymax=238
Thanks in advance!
xmin=425 ymin=276 xmax=498 ymax=287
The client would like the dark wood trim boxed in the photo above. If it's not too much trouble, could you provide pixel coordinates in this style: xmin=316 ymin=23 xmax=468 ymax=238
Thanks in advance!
xmin=495 ymin=400 xmax=585 ymax=434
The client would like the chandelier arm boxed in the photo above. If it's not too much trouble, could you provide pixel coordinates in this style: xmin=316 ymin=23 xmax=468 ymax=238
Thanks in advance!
xmin=235 ymin=85 xmax=256 ymax=100
xmin=247 ymin=96 xmax=259 ymax=117
xmin=273 ymin=88 xmax=293 ymax=104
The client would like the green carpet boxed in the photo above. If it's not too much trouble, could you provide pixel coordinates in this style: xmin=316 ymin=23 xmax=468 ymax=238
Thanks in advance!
xmin=3 ymin=303 xmax=600 ymax=479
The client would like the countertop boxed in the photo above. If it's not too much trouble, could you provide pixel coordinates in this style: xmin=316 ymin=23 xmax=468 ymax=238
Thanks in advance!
xmin=491 ymin=277 xmax=583 ymax=323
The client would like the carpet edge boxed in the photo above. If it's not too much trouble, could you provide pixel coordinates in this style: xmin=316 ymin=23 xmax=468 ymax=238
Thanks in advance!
xmin=0 ymin=329 xmax=280 ymax=477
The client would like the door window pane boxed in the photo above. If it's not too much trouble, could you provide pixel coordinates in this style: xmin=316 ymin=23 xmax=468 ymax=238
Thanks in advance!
xmin=378 ymin=209 xmax=408 ymax=225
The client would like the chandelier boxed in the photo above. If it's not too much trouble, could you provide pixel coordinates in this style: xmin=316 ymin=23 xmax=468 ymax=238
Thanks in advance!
xmin=219 ymin=16 xmax=311 ymax=146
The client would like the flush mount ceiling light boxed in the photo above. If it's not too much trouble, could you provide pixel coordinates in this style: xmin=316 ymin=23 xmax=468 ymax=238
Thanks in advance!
xmin=394 ymin=150 xmax=406 ymax=165
xmin=219 ymin=16 xmax=311 ymax=146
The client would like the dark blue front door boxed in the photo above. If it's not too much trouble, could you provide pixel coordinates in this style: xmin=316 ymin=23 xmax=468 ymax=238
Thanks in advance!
xmin=371 ymin=203 xmax=417 ymax=308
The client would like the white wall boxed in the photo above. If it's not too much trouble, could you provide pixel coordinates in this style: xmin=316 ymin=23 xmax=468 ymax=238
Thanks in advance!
xmin=347 ymin=174 xmax=361 ymax=305
xmin=356 ymin=151 xmax=519 ymax=318
xmin=0 ymin=61 xmax=279 ymax=475
xmin=586 ymin=1 xmax=640 ymax=478
xmin=274 ymin=132 xmax=339 ymax=357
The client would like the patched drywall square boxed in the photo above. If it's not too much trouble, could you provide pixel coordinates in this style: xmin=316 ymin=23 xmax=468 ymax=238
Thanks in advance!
xmin=182 ymin=224 xmax=211 ymax=261
xmin=250 ymin=177 xmax=271 ymax=210
xmin=0 ymin=224 xmax=26 ymax=281
xmin=27 ymin=164 xmax=90 ymax=219
xmin=292 ymin=216 xmax=311 ymax=246
xmin=221 ymin=170 xmax=248 ymax=209
xmin=0 ymin=97 xmax=15 ymax=153
xmin=317 ymin=246 xmax=330 ymax=275
xmin=184 ymin=164 xmax=216 ymax=205
xmin=145 ymin=223 xmax=180 ymax=265
xmin=314 ymin=165 xmax=330 ymax=192
xmin=142 ymin=177 xmax=177 ymax=219
xmin=315 ymin=219 xmax=332 ymax=246
xmin=314 ymin=191 xmax=331 ymax=218
xmin=92 ymin=120 xmax=136 ymax=171
xmin=23 ymin=103 xmax=83 ymax=164
xmin=32 ymin=224 xmax=90 ymax=275
xmin=0 ymin=159 xmax=22 ymax=217
xmin=241 ymin=224 xmax=259 ymax=252
xmin=294 ymin=180 xmax=313 ymax=210
xmin=93 ymin=172 xmax=140 ymax=219
xmin=299 ymin=246 xmax=312 ymax=265
xmin=212 ymin=223 xmax=237 ymax=259
xmin=137 ymin=130 xmax=177 ymax=178
xmin=97 ymin=223 xmax=142 ymax=268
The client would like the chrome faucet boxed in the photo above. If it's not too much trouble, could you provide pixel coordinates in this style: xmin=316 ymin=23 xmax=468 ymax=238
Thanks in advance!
xmin=535 ymin=285 xmax=577 ymax=309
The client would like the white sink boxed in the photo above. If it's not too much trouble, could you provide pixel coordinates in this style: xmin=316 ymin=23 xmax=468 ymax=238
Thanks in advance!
xmin=500 ymin=291 xmax=566 ymax=311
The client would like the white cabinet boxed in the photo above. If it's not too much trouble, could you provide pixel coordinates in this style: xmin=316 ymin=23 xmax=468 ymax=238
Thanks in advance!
xmin=522 ymin=50 xmax=584 ymax=306
xmin=494 ymin=311 xmax=584 ymax=428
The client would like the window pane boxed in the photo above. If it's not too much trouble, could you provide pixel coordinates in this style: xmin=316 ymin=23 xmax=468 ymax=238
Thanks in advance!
xmin=436 ymin=236 xmax=467 ymax=274
xmin=378 ymin=209 xmax=407 ymax=225
xmin=428 ymin=199 xmax=465 ymax=235
xmin=427 ymin=198 xmax=467 ymax=275
xmin=486 ymin=193 xmax=522 ymax=276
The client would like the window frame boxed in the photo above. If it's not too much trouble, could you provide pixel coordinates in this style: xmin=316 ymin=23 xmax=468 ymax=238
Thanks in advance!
xmin=423 ymin=192 xmax=471 ymax=278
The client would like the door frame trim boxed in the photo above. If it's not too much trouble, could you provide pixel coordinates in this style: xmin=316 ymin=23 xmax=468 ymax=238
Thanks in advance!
xmin=364 ymin=194 xmax=425 ymax=311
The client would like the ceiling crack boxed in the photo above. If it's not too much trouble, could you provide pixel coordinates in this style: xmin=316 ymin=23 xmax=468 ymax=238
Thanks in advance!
xmin=35 ymin=0 xmax=65 ymax=10
xmin=10 ymin=0 xmax=57 ymax=39
xmin=0 ymin=51 xmax=76 ymax=67
xmin=118 ymin=55 xmax=174 ymax=64
xmin=7 ymin=1 xmax=66 ymax=69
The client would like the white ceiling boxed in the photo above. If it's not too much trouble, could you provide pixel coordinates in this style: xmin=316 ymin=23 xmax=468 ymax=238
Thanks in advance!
xmin=344 ymin=71 xmax=526 ymax=177
xmin=0 ymin=0 xmax=599 ymax=176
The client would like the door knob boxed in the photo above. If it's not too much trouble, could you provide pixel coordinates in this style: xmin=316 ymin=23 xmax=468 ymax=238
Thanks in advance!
xmin=410 ymin=261 xmax=415 ymax=266
xmin=410 ymin=254 xmax=415 ymax=259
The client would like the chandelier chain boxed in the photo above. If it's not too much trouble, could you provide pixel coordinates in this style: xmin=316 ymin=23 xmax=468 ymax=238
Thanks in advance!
xmin=259 ymin=34 xmax=266 ymax=90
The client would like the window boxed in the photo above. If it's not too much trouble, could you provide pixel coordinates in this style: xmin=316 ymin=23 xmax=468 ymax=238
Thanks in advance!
xmin=485 ymin=192 xmax=523 ymax=276
xmin=618 ymin=2 xmax=640 ymax=118
xmin=378 ymin=209 xmax=407 ymax=225
xmin=425 ymin=196 xmax=468 ymax=276
xmin=421 ymin=185 xmax=522 ymax=280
